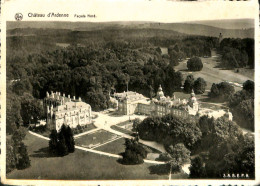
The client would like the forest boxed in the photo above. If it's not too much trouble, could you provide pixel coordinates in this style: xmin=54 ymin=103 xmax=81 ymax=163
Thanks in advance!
xmin=7 ymin=28 xmax=216 ymax=114
xmin=219 ymin=38 xmax=254 ymax=69
xmin=136 ymin=114 xmax=254 ymax=178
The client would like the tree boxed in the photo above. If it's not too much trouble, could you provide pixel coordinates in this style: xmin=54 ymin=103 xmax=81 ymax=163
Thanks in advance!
xmin=168 ymin=143 xmax=191 ymax=166
xmin=57 ymin=133 xmax=69 ymax=156
xmin=187 ymin=57 xmax=203 ymax=71
xmin=183 ymin=75 xmax=194 ymax=93
xmin=65 ymin=126 xmax=75 ymax=153
xmin=20 ymin=95 xmax=44 ymax=127
xmin=209 ymin=82 xmax=235 ymax=101
xmin=6 ymin=139 xmax=16 ymax=173
xmin=6 ymin=91 xmax=23 ymax=134
xmin=49 ymin=125 xmax=75 ymax=155
xmin=236 ymin=99 xmax=254 ymax=130
xmin=161 ymin=143 xmax=190 ymax=179
xmin=228 ymin=80 xmax=254 ymax=130
xmin=16 ymin=142 xmax=31 ymax=170
xmin=7 ymin=128 xmax=31 ymax=173
xmin=132 ymin=118 xmax=141 ymax=132
xmin=243 ymin=80 xmax=254 ymax=94
xmin=189 ymin=156 xmax=206 ymax=178
xmin=193 ymin=77 xmax=207 ymax=94
xmin=137 ymin=114 xmax=201 ymax=150
xmin=122 ymin=138 xmax=147 ymax=165
xmin=49 ymin=130 xmax=58 ymax=154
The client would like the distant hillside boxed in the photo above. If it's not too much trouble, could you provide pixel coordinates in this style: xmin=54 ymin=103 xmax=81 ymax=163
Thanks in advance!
xmin=7 ymin=27 xmax=185 ymax=39
xmin=189 ymin=19 xmax=254 ymax=29
xmin=7 ymin=19 xmax=254 ymax=39
xmin=148 ymin=22 xmax=254 ymax=39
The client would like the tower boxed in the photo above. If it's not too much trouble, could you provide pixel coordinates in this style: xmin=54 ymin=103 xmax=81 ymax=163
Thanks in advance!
xmin=188 ymin=89 xmax=199 ymax=113
xmin=157 ymin=85 xmax=166 ymax=100
xmin=218 ymin=33 xmax=223 ymax=44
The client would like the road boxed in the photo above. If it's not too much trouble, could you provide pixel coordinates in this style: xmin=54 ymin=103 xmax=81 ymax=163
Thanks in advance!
xmin=29 ymin=111 xmax=191 ymax=176
xmin=28 ymin=131 xmax=164 ymax=165
xmin=92 ymin=111 xmax=190 ymax=175
xmin=92 ymin=112 xmax=166 ymax=153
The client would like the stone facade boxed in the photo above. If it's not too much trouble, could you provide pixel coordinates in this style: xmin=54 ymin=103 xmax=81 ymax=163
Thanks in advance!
xmin=44 ymin=91 xmax=92 ymax=131
xmin=112 ymin=85 xmax=199 ymax=118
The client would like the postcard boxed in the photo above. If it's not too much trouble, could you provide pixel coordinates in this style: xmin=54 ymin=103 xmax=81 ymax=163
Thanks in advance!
xmin=1 ymin=0 xmax=259 ymax=185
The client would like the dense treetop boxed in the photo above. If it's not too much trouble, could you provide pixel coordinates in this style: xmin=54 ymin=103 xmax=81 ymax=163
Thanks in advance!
xmin=7 ymin=31 xmax=217 ymax=111
xmin=219 ymin=38 xmax=254 ymax=69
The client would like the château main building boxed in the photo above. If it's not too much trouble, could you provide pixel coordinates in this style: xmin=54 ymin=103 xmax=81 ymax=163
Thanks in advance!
xmin=111 ymin=85 xmax=199 ymax=118
xmin=44 ymin=91 xmax=92 ymax=131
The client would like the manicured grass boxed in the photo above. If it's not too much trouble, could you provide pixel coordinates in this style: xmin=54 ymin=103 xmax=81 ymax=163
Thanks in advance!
xmin=199 ymin=102 xmax=225 ymax=110
xmin=95 ymin=137 xmax=125 ymax=155
xmin=117 ymin=121 xmax=132 ymax=127
xmin=95 ymin=137 xmax=160 ymax=155
xmin=75 ymin=129 xmax=119 ymax=148
xmin=30 ymin=123 xmax=97 ymax=137
xmin=7 ymin=132 xmax=189 ymax=180
xmin=175 ymin=52 xmax=252 ymax=91
xmin=111 ymin=125 xmax=134 ymax=136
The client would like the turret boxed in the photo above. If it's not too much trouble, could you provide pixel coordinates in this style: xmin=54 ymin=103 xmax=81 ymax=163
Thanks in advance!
xmin=157 ymin=85 xmax=165 ymax=100
xmin=219 ymin=33 xmax=223 ymax=44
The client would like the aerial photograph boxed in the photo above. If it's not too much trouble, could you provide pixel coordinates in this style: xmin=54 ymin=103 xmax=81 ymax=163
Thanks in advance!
xmin=5 ymin=19 xmax=255 ymax=180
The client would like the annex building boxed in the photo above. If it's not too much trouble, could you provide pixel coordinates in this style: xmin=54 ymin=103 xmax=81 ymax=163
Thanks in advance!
xmin=44 ymin=91 xmax=92 ymax=131
xmin=111 ymin=85 xmax=199 ymax=118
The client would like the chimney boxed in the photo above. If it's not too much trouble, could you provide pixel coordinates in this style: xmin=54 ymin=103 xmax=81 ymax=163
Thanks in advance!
xmin=63 ymin=93 xmax=65 ymax=97
xmin=68 ymin=94 xmax=70 ymax=99
xmin=73 ymin=96 xmax=76 ymax=100
xmin=79 ymin=97 xmax=81 ymax=101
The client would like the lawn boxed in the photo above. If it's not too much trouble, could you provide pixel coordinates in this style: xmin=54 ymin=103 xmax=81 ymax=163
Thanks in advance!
xmin=110 ymin=125 xmax=134 ymax=136
xmin=199 ymin=102 xmax=225 ymax=110
xmin=75 ymin=129 xmax=119 ymax=148
xmin=95 ymin=137 xmax=125 ymax=155
xmin=95 ymin=137 xmax=161 ymax=156
xmin=7 ymin=132 xmax=188 ymax=180
xmin=117 ymin=121 xmax=132 ymax=127
xmin=30 ymin=123 xmax=97 ymax=138
xmin=175 ymin=51 xmax=253 ymax=91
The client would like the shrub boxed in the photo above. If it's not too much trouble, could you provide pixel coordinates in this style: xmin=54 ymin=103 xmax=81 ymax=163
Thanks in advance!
xmin=121 ymin=138 xmax=147 ymax=165
xmin=187 ymin=57 xmax=203 ymax=71
xmin=183 ymin=75 xmax=194 ymax=93
xmin=193 ymin=77 xmax=207 ymax=94
xmin=209 ymin=82 xmax=235 ymax=101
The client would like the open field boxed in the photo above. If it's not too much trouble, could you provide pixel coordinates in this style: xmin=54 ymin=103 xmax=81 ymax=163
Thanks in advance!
xmin=174 ymin=50 xmax=254 ymax=91
xmin=7 ymin=132 xmax=188 ymax=180
xmin=75 ymin=129 xmax=119 ymax=148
